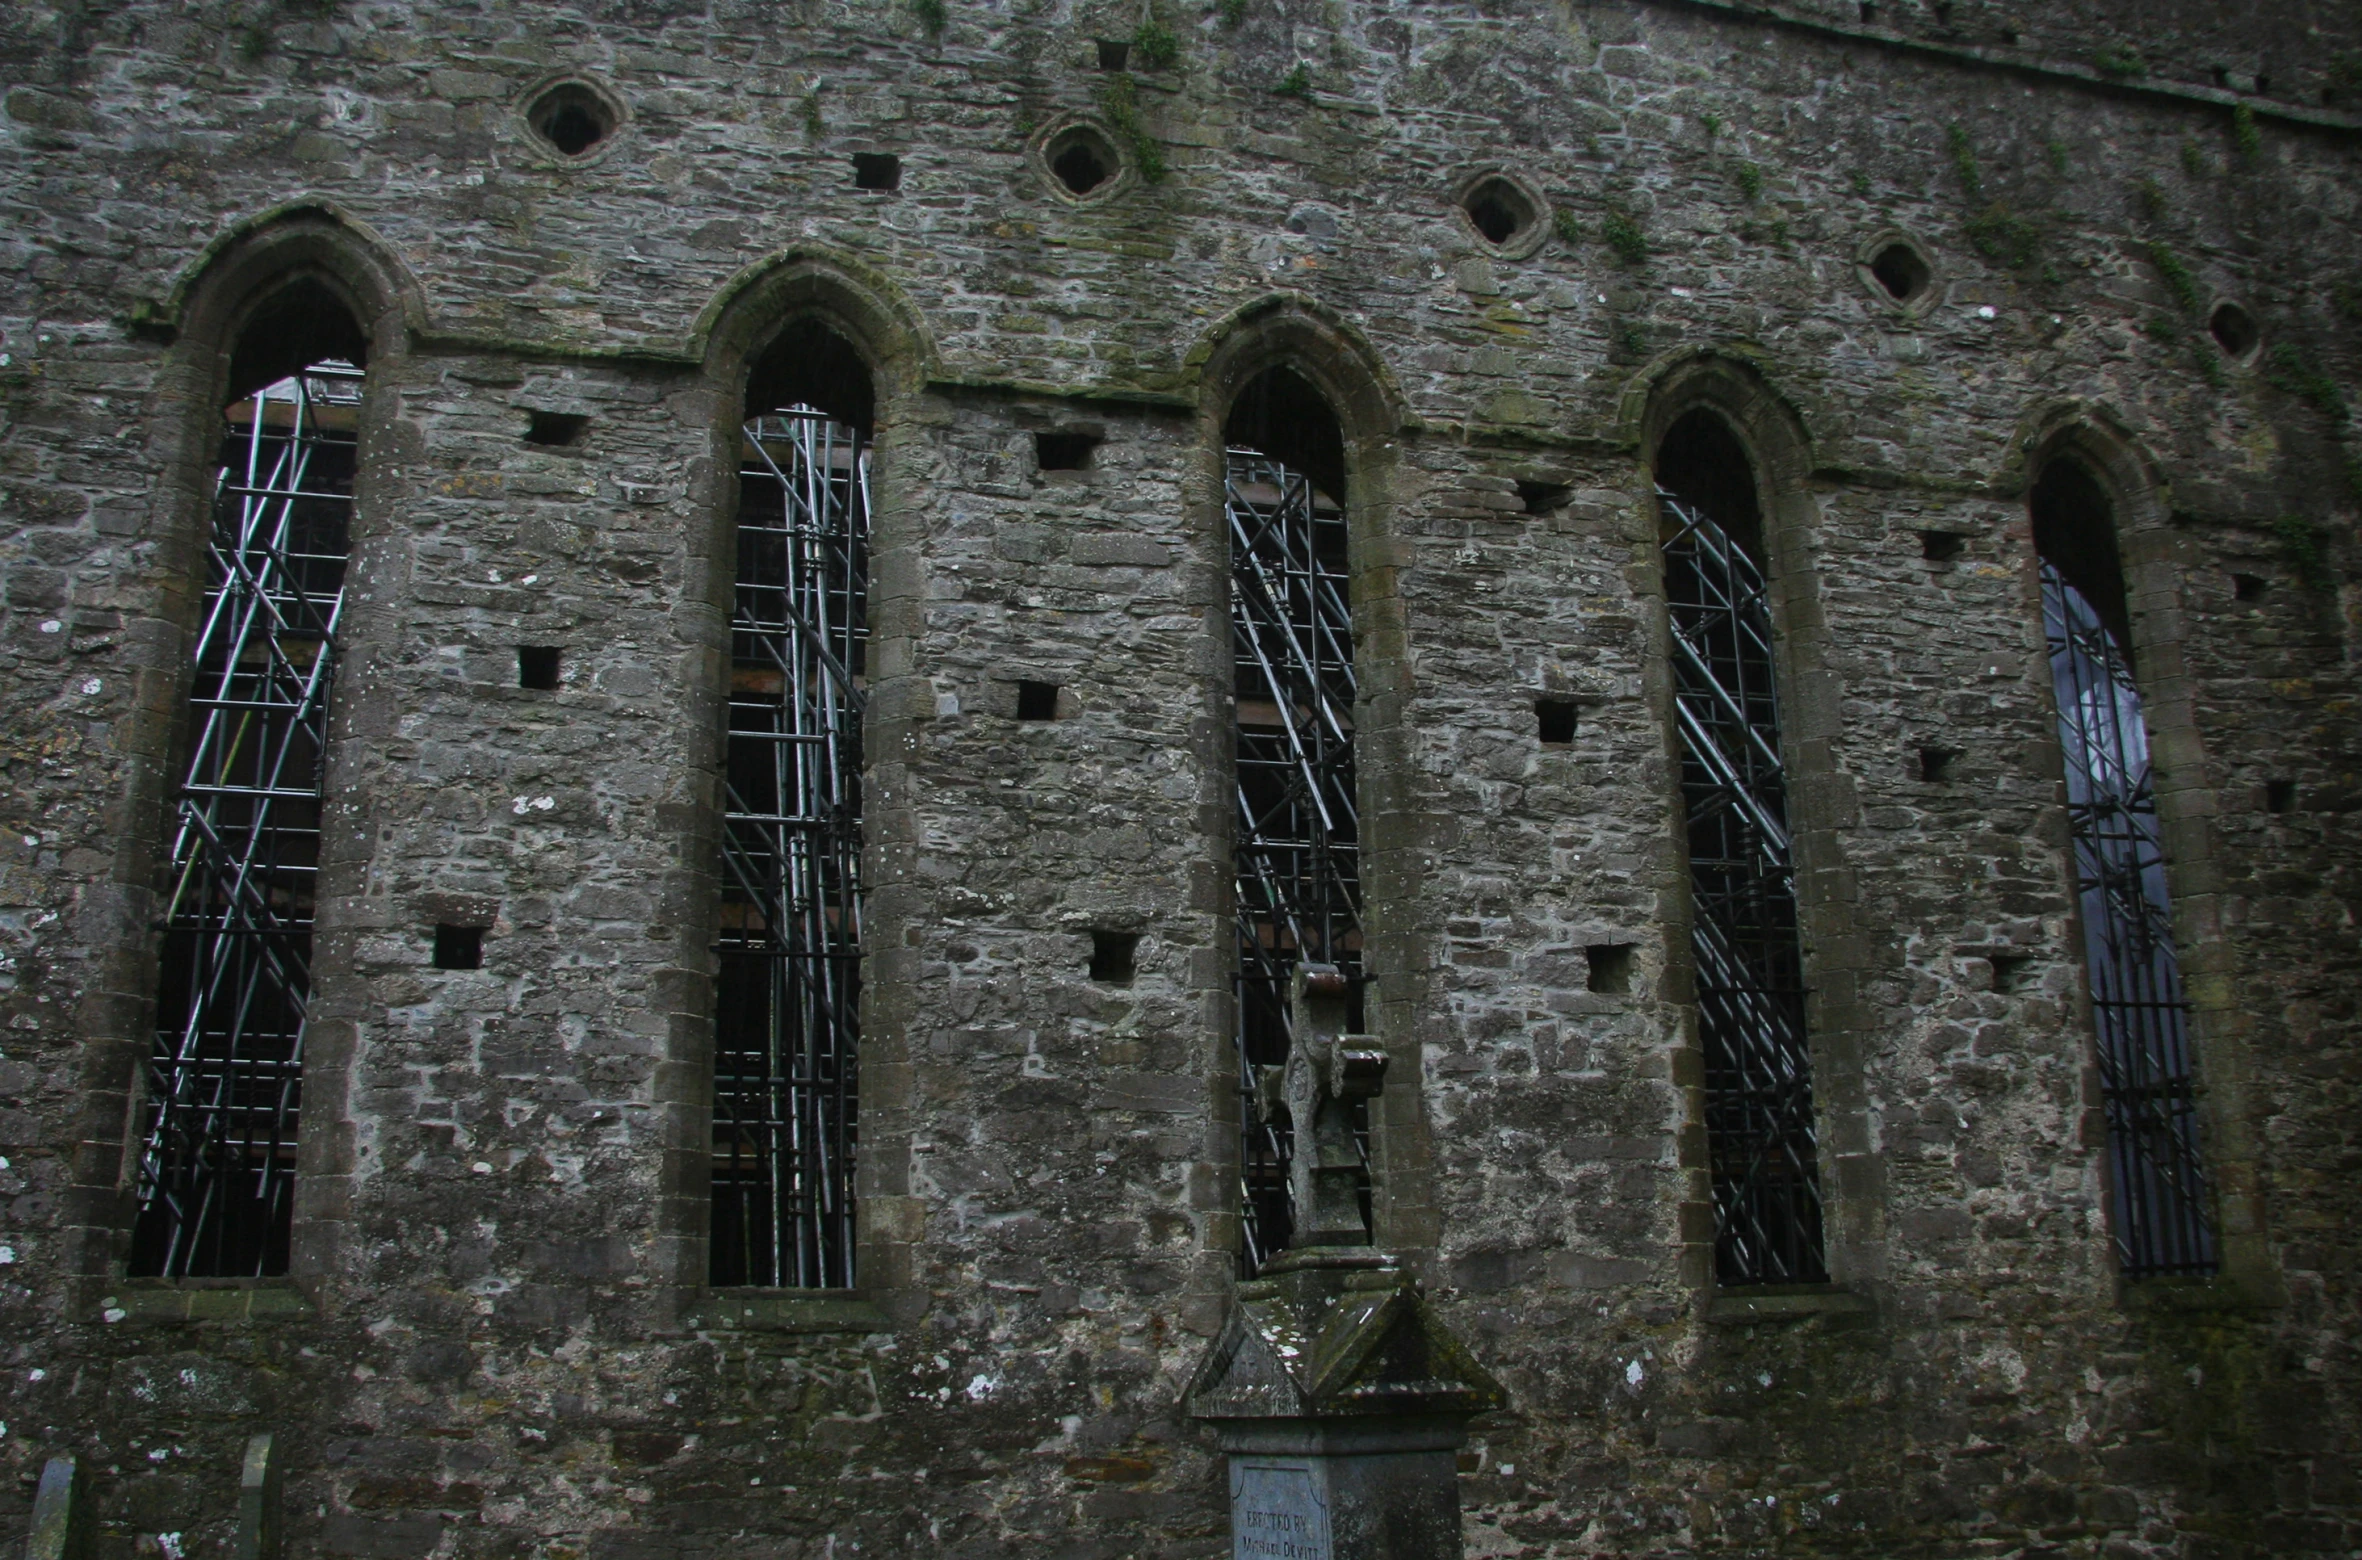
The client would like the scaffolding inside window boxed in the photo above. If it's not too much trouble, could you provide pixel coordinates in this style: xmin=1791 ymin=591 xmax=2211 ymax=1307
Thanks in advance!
xmin=2042 ymin=562 xmax=2214 ymax=1277
xmin=133 ymin=362 xmax=362 ymax=1279
xmin=711 ymin=409 xmax=867 ymax=1288
xmin=1228 ymin=449 xmax=1364 ymax=1274
xmin=1661 ymin=490 xmax=1827 ymax=1287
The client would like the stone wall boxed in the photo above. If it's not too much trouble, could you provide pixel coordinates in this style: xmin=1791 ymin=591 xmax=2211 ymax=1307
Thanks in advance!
xmin=0 ymin=0 xmax=2357 ymax=1555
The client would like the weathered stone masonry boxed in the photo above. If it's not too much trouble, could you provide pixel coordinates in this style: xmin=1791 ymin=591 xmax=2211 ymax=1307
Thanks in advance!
xmin=1 ymin=0 xmax=2359 ymax=1555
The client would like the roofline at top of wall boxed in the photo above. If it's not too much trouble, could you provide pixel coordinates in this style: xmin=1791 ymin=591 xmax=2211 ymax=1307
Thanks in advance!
xmin=1638 ymin=0 xmax=2362 ymax=138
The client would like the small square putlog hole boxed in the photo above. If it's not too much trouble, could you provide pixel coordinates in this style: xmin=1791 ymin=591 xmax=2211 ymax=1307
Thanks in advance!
xmin=1988 ymin=953 xmax=2032 ymax=993
xmin=1586 ymin=944 xmax=1635 ymax=995
xmin=2232 ymin=572 xmax=2268 ymax=601
xmin=524 ymin=410 xmax=589 ymax=447
xmin=853 ymin=152 xmax=902 ymax=190
xmin=1089 ymin=930 xmax=1140 ymax=983
xmin=433 ymin=924 xmax=484 ymax=970
xmin=1016 ymin=680 xmax=1060 ymax=720
xmin=1535 ymin=698 xmax=1579 ymax=745
xmin=1095 ymin=38 xmax=1132 ymax=68
xmin=1919 ymin=529 xmax=1965 ymax=563
xmin=1919 ymin=745 xmax=1961 ymax=783
xmin=518 ymin=646 xmax=562 ymax=690
xmin=1516 ymin=480 xmax=1572 ymax=517
xmin=2266 ymin=779 xmax=2297 ymax=813
xmin=1035 ymin=431 xmax=1100 ymax=471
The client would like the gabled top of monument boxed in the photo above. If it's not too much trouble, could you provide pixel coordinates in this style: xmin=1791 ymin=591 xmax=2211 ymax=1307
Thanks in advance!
xmin=1185 ymin=1257 xmax=1507 ymax=1423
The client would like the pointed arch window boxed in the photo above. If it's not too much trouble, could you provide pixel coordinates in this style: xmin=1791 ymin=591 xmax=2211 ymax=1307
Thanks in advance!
xmin=134 ymin=284 xmax=368 ymax=1278
xmin=2033 ymin=459 xmax=2214 ymax=1278
xmin=1225 ymin=368 xmax=1364 ymax=1274
xmin=1658 ymin=411 xmax=1826 ymax=1288
xmin=709 ymin=324 xmax=873 ymax=1289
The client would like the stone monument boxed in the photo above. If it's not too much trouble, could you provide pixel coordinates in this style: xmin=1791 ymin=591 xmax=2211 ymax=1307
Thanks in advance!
xmin=1187 ymin=967 xmax=1507 ymax=1560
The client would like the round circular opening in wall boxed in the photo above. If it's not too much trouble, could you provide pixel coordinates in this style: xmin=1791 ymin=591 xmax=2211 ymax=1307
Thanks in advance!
xmin=525 ymin=80 xmax=621 ymax=159
xmin=1452 ymin=169 xmax=1550 ymax=260
xmin=1855 ymin=230 xmax=1938 ymax=314
xmin=1043 ymin=123 xmax=1123 ymax=199
xmin=1868 ymin=241 xmax=1932 ymax=303
xmin=2208 ymin=299 xmax=2260 ymax=360
xmin=1463 ymin=177 xmax=1534 ymax=245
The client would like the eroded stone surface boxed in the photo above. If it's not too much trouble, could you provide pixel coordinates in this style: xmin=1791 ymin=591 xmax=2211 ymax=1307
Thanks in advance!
xmin=0 ymin=0 xmax=2357 ymax=1556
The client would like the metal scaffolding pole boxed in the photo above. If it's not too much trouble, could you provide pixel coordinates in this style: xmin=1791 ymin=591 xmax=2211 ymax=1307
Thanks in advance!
xmin=133 ymin=362 xmax=363 ymax=1279
xmin=710 ymin=408 xmax=868 ymax=1289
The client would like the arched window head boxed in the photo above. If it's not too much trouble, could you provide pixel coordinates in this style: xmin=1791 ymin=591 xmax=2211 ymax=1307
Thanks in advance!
xmin=1655 ymin=409 xmax=1765 ymax=566
xmin=1226 ymin=366 xmax=1346 ymax=509
xmin=2031 ymin=457 xmax=2133 ymax=662
xmin=745 ymin=319 xmax=875 ymax=436
xmin=226 ymin=276 xmax=369 ymax=403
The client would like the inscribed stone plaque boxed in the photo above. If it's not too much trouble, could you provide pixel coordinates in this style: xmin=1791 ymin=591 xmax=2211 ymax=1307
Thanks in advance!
xmin=1229 ymin=1456 xmax=1332 ymax=1560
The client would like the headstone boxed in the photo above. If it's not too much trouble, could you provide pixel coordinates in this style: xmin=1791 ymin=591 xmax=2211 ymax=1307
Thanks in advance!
xmin=25 ymin=1456 xmax=87 ymax=1560
xmin=234 ymin=1432 xmax=283 ymax=1560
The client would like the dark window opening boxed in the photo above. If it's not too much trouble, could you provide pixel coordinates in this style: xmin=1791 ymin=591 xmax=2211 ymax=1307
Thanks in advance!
xmin=2231 ymin=572 xmax=2267 ymax=601
xmin=2212 ymin=67 xmax=2231 ymax=89
xmin=853 ymin=152 xmax=902 ymax=191
xmin=1227 ymin=366 xmax=1346 ymax=507
xmin=1869 ymin=241 xmax=1932 ymax=303
xmin=1047 ymin=127 xmax=1118 ymax=196
xmin=1089 ymin=930 xmax=1141 ymax=983
xmin=2207 ymin=301 xmax=2258 ymax=358
xmin=1096 ymin=39 xmax=1132 ymax=68
xmin=2255 ymin=74 xmax=2270 ymax=94
xmin=2033 ymin=457 xmax=2214 ymax=1278
xmin=1461 ymin=176 xmax=1535 ymax=246
xmin=1015 ymin=679 xmax=1060 ymax=720
xmin=2031 ymin=459 xmax=2133 ymax=667
xmin=433 ymin=924 xmax=485 ymax=971
xmin=2266 ymin=779 xmax=2296 ymax=813
xmin=1586 ymin=943 xmax=1635 ymax=995
xmin=713 ymin=326 xmax=873 ymax=1289
xmin=1858 ymin=1 xmax=1876 ymax=20
xmin=1536 ymin=697 xmax=1579 ymax=744
xmin=226 ymin=278 xmax=368 ymax=402
xmin=1035 ymin=431 xmax=1100 ymax=470
xmin=1989 ymin=953 xmax=2032 ymax=992
xmin=1919 ymin=745 xmax=1960 ymax=783
xmin=1920 ymin=528 xmax=1965 ymax=563
xmin=1516 ymin=479 xmax=1572 ymax=516
xmin=527 ymin=83 xmax=616 ymax=157
xmin=133 ymin=334 xmax=366 ymax=1281
xmin=1658 ymin=409 xmax=1826 ymax=1288
xmin=518 ymin=646 xmax=561 ymax=690
xmin=1228 ymin=370 xmax=1364 ymax=1275
xmin=524 ymin=410 xmax=588 ymax=447
xmin=745 ymin=318 xmax=875 ymax=438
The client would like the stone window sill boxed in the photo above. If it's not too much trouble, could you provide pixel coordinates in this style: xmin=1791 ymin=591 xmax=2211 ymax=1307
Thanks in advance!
xmin=2117 ymin=1273 xmax=2279 ymax=1314
xmin=691 ymin=1289 xmax=891 ymax=1334
xmin=99 ymin=1279 xmax=316 ymax=1325
xmin=1706 ymin=1285 xmax=1874 ymax=1326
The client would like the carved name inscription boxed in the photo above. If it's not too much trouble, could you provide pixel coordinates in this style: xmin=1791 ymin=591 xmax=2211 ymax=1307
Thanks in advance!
xmin=1230 ymin=1456 xmax=1332 ymax=1560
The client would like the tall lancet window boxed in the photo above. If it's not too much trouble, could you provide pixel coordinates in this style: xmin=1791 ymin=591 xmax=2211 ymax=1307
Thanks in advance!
xmin=2033 ymin=459 xmax=2214 ymax=1277
xmin=710 ymin=324 xmax=873 ymax=1289
xmin=1658 ymin=412 xmax=1826 ymax=1287
xmin=134 ymin=281 xmax=368 ymax=1278
xmin=1225 ymin=369 xmax=1363 ymax=1274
